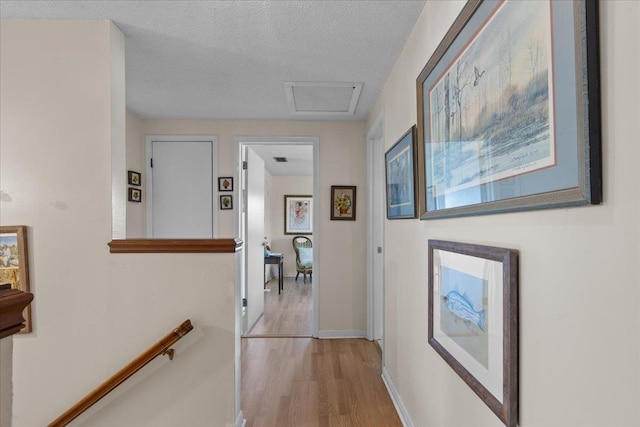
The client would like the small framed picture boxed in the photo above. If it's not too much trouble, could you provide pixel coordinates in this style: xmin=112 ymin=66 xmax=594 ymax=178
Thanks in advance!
xmin=330 ymin=186 xmax=356 ymax=221
xmin=284 ymin=195 xmax=312 ymax=235
xmin=220 ymin=195 xmax=233 ymax=210
xmin=218 ymin=177 xmax=233 ymax=192
xmin=0 ymin=225 xmax=32 ymax=333
xmin=128 ymin=187 xmax=142 ymax=202
xmin=128 ymin=170 xmax=141 ymax=186
xmin=385 ymin=125 xmax=418 ymax=219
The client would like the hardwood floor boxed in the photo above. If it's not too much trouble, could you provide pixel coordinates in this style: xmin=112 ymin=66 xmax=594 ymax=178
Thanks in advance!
xmin=241 ymin=337 xmax=402 ymax=427
xmin=246 ymin=277 xmax=313 ymax=337
xmin=242 ymin=276 xmax=399 ymax=426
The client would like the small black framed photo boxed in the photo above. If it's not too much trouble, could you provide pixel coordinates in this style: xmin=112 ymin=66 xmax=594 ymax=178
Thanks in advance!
xmin=128 ymin=187 xmax=142 ymax=203
xmin=218 ymin=177 xmax=233 ymax=192
xmin=128 ymin=170 xmax=141 ymax=186
xmin=220 ymin=195 xmax=233 ymax=210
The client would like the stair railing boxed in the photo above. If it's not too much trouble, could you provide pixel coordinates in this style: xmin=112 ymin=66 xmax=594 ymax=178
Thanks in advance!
xmin=48 ymin=319 xmax=194 ymax=427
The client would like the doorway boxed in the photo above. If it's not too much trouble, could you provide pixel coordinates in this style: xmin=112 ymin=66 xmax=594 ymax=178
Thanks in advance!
xmin=234 ymin=137 xmax=319 ymax=338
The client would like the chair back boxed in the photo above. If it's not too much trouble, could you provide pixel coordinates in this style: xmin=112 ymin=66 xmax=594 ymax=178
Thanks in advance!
xmin=292 ymin=236 xmax=312 ymax=267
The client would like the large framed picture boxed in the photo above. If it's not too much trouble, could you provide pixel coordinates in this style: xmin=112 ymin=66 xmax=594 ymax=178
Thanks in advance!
xmin=428 ymin=240 xmax=518 ymax=427
xmin=284 ymin=195 xmax=312 ymax=234
xmin=330 ymin=186 xmax=356 ymax=221
xmin=416 ymin=0 xmax=601 ymax=219
xmin=385 ymin=125 xmax=418 ymax=219
xmin=0 ymin=225 xmax=32 ymax=333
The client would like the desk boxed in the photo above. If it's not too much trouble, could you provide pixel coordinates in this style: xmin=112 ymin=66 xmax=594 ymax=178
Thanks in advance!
xmin=264 ymin=254 xmax=284 ymax=294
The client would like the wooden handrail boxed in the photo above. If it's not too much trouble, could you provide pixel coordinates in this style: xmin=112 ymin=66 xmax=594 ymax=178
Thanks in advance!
xmin=48 ymin=319 xmax=194 ymax=427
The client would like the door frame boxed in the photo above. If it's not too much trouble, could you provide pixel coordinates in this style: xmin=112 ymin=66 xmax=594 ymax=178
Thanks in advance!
xmin=145 ymin=135 xmax=219 ymax=238
xmin=234 ymin=136 xmax=320 ymax=337
xmin=366 ymin=112 xmax=385 ymax=345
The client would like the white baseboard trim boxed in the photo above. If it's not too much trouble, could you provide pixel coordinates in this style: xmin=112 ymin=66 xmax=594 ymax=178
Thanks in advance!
xmin=317 ymin=330 xmax=367 ymax=339
xmin=226 ymin=410 xmax=245 ymax=427
xmin=382 ymin=367 xmax=415 ymax=427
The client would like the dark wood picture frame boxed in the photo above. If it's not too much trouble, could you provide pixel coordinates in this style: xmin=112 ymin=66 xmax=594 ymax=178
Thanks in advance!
xmin=330 ymin=186 xmax=356 ymax=221
xmin=416 ymin=0 xmax=601 ymax=220
xmin=0 ymin=225 xmax=32 ymax=333
xmin=218 ymin=177 xmax=233 ymax=192
xmin=128 ymin=187 xmax=142 ymax=202
xmin=385 ymin=125 xmax=418 ymax=219
xmin=220 ymin=195 xmax=233 ymax=210
xmin=127 ymin=170 xmax=141 ymax=186
xmin=428 ymin=239 xmax=518 ymax=427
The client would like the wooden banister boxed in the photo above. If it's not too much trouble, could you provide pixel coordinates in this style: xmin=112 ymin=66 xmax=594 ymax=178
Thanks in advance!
xmin=48 ymin=319 xmax=194 ymax=427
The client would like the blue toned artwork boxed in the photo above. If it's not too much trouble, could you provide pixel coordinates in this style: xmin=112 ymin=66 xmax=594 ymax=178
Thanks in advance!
xmin=440 ymin=266 xmax=489 ymax=368
xmin=385 ymin=127 xmax=416 ymax=219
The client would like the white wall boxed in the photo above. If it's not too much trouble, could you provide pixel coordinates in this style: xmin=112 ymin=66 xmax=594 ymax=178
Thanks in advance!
xmin=1 ymin=21 xmax=238 ymax=427
xmin=368 ymin=1 xmax=640 ymax=426
xmin=125 ymin=110 xmax=145 ymax=238
xmin=138 ymin=119 xmax=368 ymax=334
xmin=269 ymin=176 xmax=314 ymax=277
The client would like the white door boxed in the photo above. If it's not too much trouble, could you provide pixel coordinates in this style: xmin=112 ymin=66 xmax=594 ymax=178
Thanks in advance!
xmin=367 ymin=117 xmax=385 ymax=346
xmin=245 ymin=148 xmax=265 ymax=332
xmin=146 ymin=137 xmax=217 ymax=238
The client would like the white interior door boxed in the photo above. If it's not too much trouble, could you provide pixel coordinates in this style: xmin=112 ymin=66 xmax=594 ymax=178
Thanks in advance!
xmin=367 ymin=117 xmax=385 ymax=346
xmin=146 ymin=137 xmax=217 ymax=238
xmin=245 ymin=148 xmax=265 ymax=332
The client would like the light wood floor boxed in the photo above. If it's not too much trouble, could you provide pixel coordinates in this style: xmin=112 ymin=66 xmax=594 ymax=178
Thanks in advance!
xmin=246 ymin=277 xmax=313 ymax=337
xmin=241 ymin=337 xmax=402 ymax=427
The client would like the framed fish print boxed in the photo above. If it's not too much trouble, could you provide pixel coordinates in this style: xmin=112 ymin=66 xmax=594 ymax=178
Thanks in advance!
xmin=428 ymin=240 xmax=518 ymax=427
xmin=284 ymin=195 xmax=312 ymax=235
xmin=416 ymin=0 xmax=601 ymax=219
xmin=385 ymin=125 xmax=418 ymax=219
xmin=0 ymin=225 xmax=32 ymax=333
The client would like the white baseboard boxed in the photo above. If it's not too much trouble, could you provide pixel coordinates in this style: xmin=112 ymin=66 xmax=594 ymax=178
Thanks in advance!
xmin=317 ymin=330 xmax=367 ymax=339
xmin=226 ymin=410 xmax=245 ymax=427
xmin=382 ymin=367 xmax=415 ymax=427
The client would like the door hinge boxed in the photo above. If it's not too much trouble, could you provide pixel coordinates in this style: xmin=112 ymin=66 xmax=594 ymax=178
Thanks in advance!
xmin=242 ymin=298 xmax=247 ymax=307
xmin=242 ymin=161 xmax=247 ymax=170
xmin=377 ymin=246 xmax=383 ymax=254
xmin=150 ymin=158 xmax=153 ymax=168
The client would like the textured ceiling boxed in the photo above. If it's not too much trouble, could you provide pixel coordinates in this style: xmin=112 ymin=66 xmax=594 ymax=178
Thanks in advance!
xmin=1 ymin=0 xmax=426 ymax=121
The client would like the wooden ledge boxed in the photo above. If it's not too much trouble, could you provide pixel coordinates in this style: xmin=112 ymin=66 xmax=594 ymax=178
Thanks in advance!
xmin=0 ymin=288 xmax=34 ymax=339
xmin=108 ymin=238 xmax=243 ymax=254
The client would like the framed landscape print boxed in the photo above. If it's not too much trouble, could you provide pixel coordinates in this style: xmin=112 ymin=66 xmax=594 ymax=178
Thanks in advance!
xmin=385 ymin=125 xmax=418 ymax=219
xmin=284 ymin=195 xmax=312 ymax=235
xmin=330 ymin=186 xmax=356 ymax=221
xmin=416 ymin=0 xmax=601 ymax=219
xmin=428 ymin=240 xmax=518 ymax=427
xmin=0 ymin=226 xmax=32 ymax=333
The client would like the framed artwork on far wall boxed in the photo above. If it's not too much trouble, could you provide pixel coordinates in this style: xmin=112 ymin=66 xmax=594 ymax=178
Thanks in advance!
xmin=128 ymin=187 xmax=142 ymax=202
xmin=128 ymin=170 xmax=141 ymax=186
xmin=127 ymin=187 xmax=142 ymax=203
xmin=220 ymin=195 xmax=233 ymax=210
xmin=416 ymin=0 xmax=601 ymax=220
xmin=428 ymin=239 xmax=518 ymax=427
xmin=0 ymin=225 xmax=32 ymax=333
xmin=284 ymin=195 xmax=313 ymax=235
xmin=330 ymin=186 xmax=356 ymax=221
xmin=218 ymin=177 xmax=233 ymax=192
xmin=385 ymin=125 xmax=418 ymax=219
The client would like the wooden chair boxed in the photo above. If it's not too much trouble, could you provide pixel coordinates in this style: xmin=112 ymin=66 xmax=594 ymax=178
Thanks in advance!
xmin=292 ymin=236 xmax=313 ymax=283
